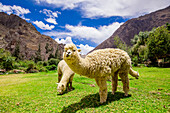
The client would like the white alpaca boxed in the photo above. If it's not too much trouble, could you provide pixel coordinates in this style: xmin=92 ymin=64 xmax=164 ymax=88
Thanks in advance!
xmin=63 ymin=43 xmax=139 ymax=103
xmin=57 ymin=60 xmax=75 ymax=94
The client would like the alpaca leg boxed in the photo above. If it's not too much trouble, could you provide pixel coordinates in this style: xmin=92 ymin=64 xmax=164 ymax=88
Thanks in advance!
xmin=112 ymin=71 xmax=118 ymax=95
xmin=58 ymin=73 xmax=62 ymax=83
xmin=95 ymin=78 xmax=107 ymax=103
xmin=69 ymin=74 xmax=74 ymax=90
xmin=119 ymin=72 xmax=129 ymax=96
xmin=66 ymin=83 xmax=69 ymax=91
xmin=69 ymin=82 xmax=73 ymax=91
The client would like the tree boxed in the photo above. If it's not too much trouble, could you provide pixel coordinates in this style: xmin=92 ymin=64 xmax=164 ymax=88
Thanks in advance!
xmin=55 ymin=45 xmax=61 ymax=59
xmin=147 ymin=25 xmax=170 ymax=62
xmin=13 ymin=42 xmax=20 ymax=60
xmin=48 ymin=53 xmax=55 ymax=60
xmin=45 ymin=43 xmax=49 ymax=53
xmin=131 ymin=31 xmax=149 ymax=63
xmin=45 ymin=43 xmax=54 ymax=54
xmin=131 ymin=25 xmax=170 ymax=66
xmin=113 ymin=36 xmax=130 ymax=55
xmin=55 ymin=46 xmax=59 ymax=59
xmin=34 ymin=44 xmax=42 ymax=63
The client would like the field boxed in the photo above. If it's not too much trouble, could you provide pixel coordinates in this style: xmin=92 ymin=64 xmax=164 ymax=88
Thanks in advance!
xmin=0 ymin=67 xmax=169 ymax=113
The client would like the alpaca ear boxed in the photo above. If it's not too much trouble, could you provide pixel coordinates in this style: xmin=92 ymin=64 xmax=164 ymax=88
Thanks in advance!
xmin=78 ymin=49 xmax=81 ymax=52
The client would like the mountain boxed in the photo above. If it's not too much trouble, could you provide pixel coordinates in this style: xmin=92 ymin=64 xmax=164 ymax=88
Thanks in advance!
xmin=0 ymin=12 xmax=64 ymax=60
xmin=92 ymin=6 xmax=170 ymax=52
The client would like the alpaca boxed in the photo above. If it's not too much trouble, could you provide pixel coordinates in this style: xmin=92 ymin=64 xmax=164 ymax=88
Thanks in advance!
xmin=63 ymin=43 xmax=139 ymax=103
xmin=57 ymin=60 xmax=75 ymax=94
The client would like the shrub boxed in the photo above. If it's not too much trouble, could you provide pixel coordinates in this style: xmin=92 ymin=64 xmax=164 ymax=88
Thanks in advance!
xmin=132 ymin=56 xmax=138 ymax=66
xmin=0 ymin=49 xmax=15 ymax=70
xmin=37 ymin=61 xmax=44 ymax=66
xmin=26 ymin=61 xmax=36 ymax=73
xmin=38 ymin=66 xmax=48 ymax=72
xmin=13 ymin=62 xmax=20 ymax=69
xmin=48 ymin=58 xmax=60 ymax=66
xmin=43 ymin=61 xmax=48 ymax=66
xmin=46 ymin=64 xmax=57 ymax=71
xmin=36 ymin=65 xmax=48 ymax=72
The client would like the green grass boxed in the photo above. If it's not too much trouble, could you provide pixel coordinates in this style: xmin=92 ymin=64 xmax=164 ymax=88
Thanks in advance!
xmin=0 ymin=67 xmax=169 ymax=113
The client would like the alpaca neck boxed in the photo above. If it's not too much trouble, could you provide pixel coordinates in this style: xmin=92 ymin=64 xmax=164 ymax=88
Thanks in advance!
xmin=68 ymin=56 xmax=90 ymax=76
xmin=60 ymin=74 xmax=69 ymax=85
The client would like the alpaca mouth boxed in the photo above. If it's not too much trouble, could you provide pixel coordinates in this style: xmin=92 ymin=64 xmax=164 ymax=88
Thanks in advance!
xmin=66 ymin=54 xmax=70 ymax=57
xmin=66 ymin=58 xmax=71 ymax=60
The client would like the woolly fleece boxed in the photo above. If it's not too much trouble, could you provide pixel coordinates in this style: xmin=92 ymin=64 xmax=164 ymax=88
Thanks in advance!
xmin=63 ymin=43 xmax=139 ymax=103
xmin=57 ymin=60 xmax=74 ymax=94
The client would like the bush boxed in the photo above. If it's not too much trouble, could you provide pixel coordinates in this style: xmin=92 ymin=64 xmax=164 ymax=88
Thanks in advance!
xmin=3 ymin=56 xmax=15 ymax=70
xmin=38 ymin=67 xmax=48 ymax=72
xmin=12 ymin=60 xmax=34 ymax=72
xmin=46 ymin=64 xmax=57 ymax=71
xmin=132 ymin=56 xmax=138 ymax=66
xmin=13 ymin=62 xmax=20 ymax=69
xmin=48 ymin=58 xmax=60 ymax=66
xmin=26 ymin=61 xmax=36 ymax=73
xmin=37 ymin=61 xmax=44 ymax=66
xmin=0 ymin=49 xmax=15 ymax=70
xmin=36 ymin=65 xmax=48 ymax=72
xmin=43 ymin=61 xmax=48 ymax=66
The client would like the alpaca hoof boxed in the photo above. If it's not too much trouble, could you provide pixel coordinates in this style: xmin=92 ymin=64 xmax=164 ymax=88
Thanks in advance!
xmin=66 ymin=89 xmax=70 ymax=91
xmin=100 ymin=99 xmax=106 ymax=104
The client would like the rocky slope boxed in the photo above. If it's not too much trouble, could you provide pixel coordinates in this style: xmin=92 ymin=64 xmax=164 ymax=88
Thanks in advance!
xmin=92 ymin=6 xmax=170 ymax=52
xmin=0 ymin=12 xmax=64 ymax=60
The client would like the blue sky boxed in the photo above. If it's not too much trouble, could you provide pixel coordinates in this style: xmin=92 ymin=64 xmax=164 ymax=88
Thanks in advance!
xmin=0 ymin=0 xmax=169 ymax=54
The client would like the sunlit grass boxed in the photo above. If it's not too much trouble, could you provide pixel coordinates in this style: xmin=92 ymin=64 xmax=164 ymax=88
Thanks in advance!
xmin=0 ymin=67 xmax=169 ymax=112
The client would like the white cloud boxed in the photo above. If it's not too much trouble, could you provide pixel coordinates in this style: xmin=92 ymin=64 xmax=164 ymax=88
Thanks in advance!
xmin=40 ymin=9 xmax=60 ymax=25
xmin=44 ymin=22 xmax=123 ymax=44
xmin=45 ymin=18 xmax=58 ymax=25
xmin=40 ymin=9 xmax=61 ymax=18
xmin=35 ymin=0 xmax=86 ymax=10
xmin=0 ymin=2 xmax=30 ymax=16
xmin=33 ymin=20 xmax=55 ymax=30
xmin=55 ymin=36 xmax=94 ymax=55
xmin=78 ymin=44 xmax=94 ymax=55
xmin=55 ymin=36 xmax=73 ymax=44
xmin=34 ymin=0 xmax=170 ymax=18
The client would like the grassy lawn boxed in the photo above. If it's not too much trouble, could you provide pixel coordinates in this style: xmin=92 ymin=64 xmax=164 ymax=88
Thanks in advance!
xmin=0 ymin=67 xmax=169 ymax=113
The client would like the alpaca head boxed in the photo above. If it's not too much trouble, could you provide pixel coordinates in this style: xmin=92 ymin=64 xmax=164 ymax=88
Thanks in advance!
xmin=63 ymin=43 xmax=81 ymax=63
xmin=57 ymin=83 xmax=66 ymax=94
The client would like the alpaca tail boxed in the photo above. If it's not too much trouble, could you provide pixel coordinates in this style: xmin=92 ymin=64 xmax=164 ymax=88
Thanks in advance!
xmin=129 ymin=68 xmax=139 ymax=79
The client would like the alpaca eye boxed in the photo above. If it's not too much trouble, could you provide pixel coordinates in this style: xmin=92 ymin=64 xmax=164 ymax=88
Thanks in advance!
xmin=73 ymin=49 xmax=76 ymax=52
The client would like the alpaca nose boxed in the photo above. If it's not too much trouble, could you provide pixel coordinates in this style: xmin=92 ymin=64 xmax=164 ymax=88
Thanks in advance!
xmin=66 ymin=52 xmax=71 ymax=57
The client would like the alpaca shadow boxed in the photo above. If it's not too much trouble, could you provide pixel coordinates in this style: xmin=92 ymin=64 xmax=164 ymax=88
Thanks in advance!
xmin=60 ymin=92 xmax=131 ymax=113
xmin=57 ymin=87 xmax=75 ymax=95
